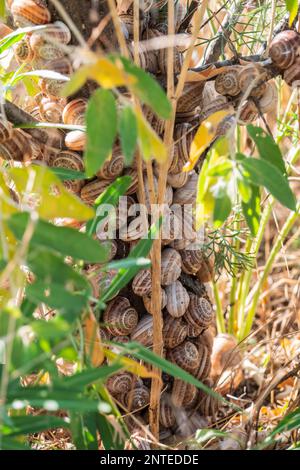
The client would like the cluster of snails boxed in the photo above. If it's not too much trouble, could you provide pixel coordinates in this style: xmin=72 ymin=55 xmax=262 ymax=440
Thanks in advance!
xmin=269 ymin=29 xmax=300 ymax=86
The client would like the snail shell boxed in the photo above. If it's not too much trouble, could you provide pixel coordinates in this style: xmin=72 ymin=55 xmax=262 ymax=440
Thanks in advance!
xmin=258 ymin=80 xmax=278 ymax=113
xmin=215 ymin=66 xmax=241 ymax=96
xmin=131 ymin=314 xmax=153 ymax=347
xmin=158 ymin=47 xmax=183 ymax=74
xmin=194 ymin=329 xmax=214 ymax=356
xmin=238 ymin=64 xmax=267 ymax=97
xmin=196 ymin=256 xmax=214 ymax=283
xmin=103 ymin=296 xmax=138 ymax=336
xmin=143 ymin=105 xmax=165 ymax=135
xmin=62 ymin=99 xmax=87 ymax=126
xmin=124 ymin=168 xmax=139 ymax=195
xmin=48 ymin=150 xmax=84 ymax=194
xmin=163 ymin=314 xmax=188 ymax=349
xmin=99 ymin=327 xmax=111 ymax=342
xmin=40 ymin=58 xmax=73 ymax=99
xmin=159 ymin=398 xmax=176 ymax=428
xmin=30 ymin=21 xmax=71 ymax=54
xmin=169 ymin=123 xmax=194 ymax=174
xmin=173 ymin=171 xmax=198 ymax=205
xmin=197 ymin=378 xmax=219 ymax=417
xmin=161 ymin=248 xmax=182 ymax=286
xmin=80 ymin=179 xmax=111 ymax=205
xmin=238 ymin=100 xmax=258 ymax=124
xmin=119 ymin=215 xmax=148 ymax=242
xmin=11 ymin=0 xmax=51 ymax=27
xmin=165 ymin=280 xmax=190 ymax=318
xmin=0 ymin=130 xmax=32 ymax=162
xmin=65 ymin=130 xmax=86 ymax=152
xmin=211 ymin=333 xmax=241 ymax=379
xmin=167 ymin=171 xmax=189 ymax=188
xmin=176 ymin=82 xmax=204 ymax=122
xmin=13 ymin=36 xmax=34 ymax=63
xmin=180 ymin=247 xmax=203 ymax=275
xmin=284 ymin=57 xmax=300 ymax=86
xmin=269 ymin=30 xmax=300 ymax=70
xmin=0 ymin=120 xmax=13 ymax=143
xmin=132 ymin=269 xmax=152 ymax=297
xmin=96 ymin=150 xmax=124 ymax=180
xmin=200 ymin=81 xmax=228 ymax=120
xmin=106 ymin=371 xmax=133 ymax=396
xmin=167 ymin=340 xmax=200 ymax=373
xmin=86 ymin=266 xmax=118 ymax=298
xmin=186 ymin=323 xmax=203 ymax=338
xmin=195 ymin=343 xmax=211 ymax=380
xmin=143 ymin=288 xmax=167 ymax=314
xmin=124 ymin=384 xmax=150 ymax=411
xmin=39 ymin=97 xmax=65 ymax=123
xmin=144 ymin=174 xmax=173 ymax=211
xmin=185 ymin=294 xmax=213 ymax=330
xmin=171 ymin=378 xmax=198 ymax=408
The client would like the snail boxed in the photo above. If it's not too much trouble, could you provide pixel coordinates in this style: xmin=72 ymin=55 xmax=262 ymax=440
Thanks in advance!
xmin=165 ymin=280 xmax=190 ymax=318
xmin=62 ymin=99 xmax=88 ymax=126
xmin=65 ymin=130 xmax=86 ymax=152
xmin=163 ymin=314 xmax=188 ymax=349
xmin=103 ymin=296 xmax=139 ymax=336
xmin=131 ymin=315 xmax=153 ymax=347
xmin=257 ymin=80 xmax=278 ymax=113
xmin=215 ymin=66 xmax=242 ymax=96
xmin=185 ymin=294 xmax=213 ymax=331
xmin=167 ymin=340 xmax=200 ymax=374
xmin=161 ymin=248 xmax=182 ymax=286
xmin=284 ymin=57 xmax=300 ymax=86
xmin=11 ymin=0 xmax=51 ymax=27
xmin=132 ymin=269 xmax=152 ymax=297
xmin=0 ymin=130 xmax=32 ymax=162
xmin=269 ymin=30 xmax=300 ymax=70
xmin=48 ymin=151 xmax=84 ymax=194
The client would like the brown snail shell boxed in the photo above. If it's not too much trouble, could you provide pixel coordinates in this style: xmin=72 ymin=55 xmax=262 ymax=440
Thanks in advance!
xmin=13 ymin=36 xmax=34 ymax=63
xmin=106 ymin=371 xmax=133 ymax=396
xmin=48 ymin=150 xmax=84 ymax=194
xmin=167 ymin=171 xmax=189 ymax=188
xmin=103 ymin=296 xmax=138 ymax=336
xmin=0 ymin=130 xmax=32 ymax=162
xmin=144 ymin=174 xmax=173 ymax=211
xmin=258 ymin=81 xmax=278 ymax=113
xmin=195 ymin=343 xmax=211 ymax=380
xmin=176 ymin=82 xmax=204 ymax=122
xmin=163 ymin=314 xmax=188 ymax=349
xmin=80 ymin=179 xmax=111 ymax=205
xmin=131 ymin=314 xmax=153 ymax=347
xmin=169 ymin=123 xmax=194 ymax=174
xmin=143 ymin=105 xmax=165 ymax=135
xmin=284 ymin=57 xmax=300 ymax=86
xmin=238 ymin=100 xmax=258 ymax=124
xmin=0 ymin=120 xmax=13 ymax=143
xmin=124 ymin=384 xmax=150 ymax=411
xmin=124 ymin=168 xmax=139 ymax=195
xmin=211 ymin=333 xmax=241 ymax=380
xmin=200 ymin=81 xmax=228 ymax=120
xmin=65 ymin=130 xmax=86 ymax=152
xmin=165 ymin=280 xmax=190 ymax=318
xmin=143 ymin=288 xmax=167 ymax=315
xmin=215 ymin=66 xmax=241 ymax=96
xmin=185 ymin=294 xmax=213 ymax=330
xmin=194 ymin=328 xmax=214 ymax=355
xmin=39 ymin=97 xmax=65 ymax=123
xmin=171 ymin=378 xmax=198 ymax=408
xmin=186 ymin=323 xmax=203 ymax=338
xmin=180 ymin=247 xmax=203 ymax=275
xmin=11 ymin=0 xmax=51 ymax=27
xmin=132 ymin=269 xmax=152 ymax=297
xmin=62 ymin=99 xmax=87 ymax=126
xmin=96 ymin=150 xmax=124 ymax=180
xmin=196 ymin=256 xmax=214 ymax=283
xmin=167 ymin=340 xmax=200 ymax=373
xmin=161 ymin=248 xmax=182 ymax=286
xmin=197 ymin=378 xmax=219 ymax=417
xmin=159 ymin=398 xmax=176 ymax=428
xmin=119 ymin=215 xmax=148 ymax=242
xmin=269 ymin=30 xmax=300 ymax=70
xmin=87 ymin=266 xmax=118 ymax=299
xmin=238 ymin=64 xmax=267 ymax=97
xmin=173 ymin=171 xmax=198 ymax=205
xmin=158 ymin=47 xmax=183 ymax=74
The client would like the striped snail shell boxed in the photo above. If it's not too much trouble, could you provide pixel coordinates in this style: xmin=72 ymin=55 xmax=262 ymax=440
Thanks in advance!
xmin=103 ymin=296 xmax=138 ymax=336
xmin=238 ymin=100 xmax=258 ymax=124
xmin=11 ymin=0 xmax=51 ymax=27
xmin=124 ymin=168 xmax=139 ymax=195
xmin=167 ymin=340 xmax=200 ymax=373
xmin=185 ymin=294 xmax=213 ymax=330
xmin=13 ymin=36 xmax=34 ymax=63
xmin=30 ymin=21 xmax=71 ymax=49
xmin=195 ymin=329 xmax=214 ymax=355
xmin=0 ymin=130 xmax=32 ymax=162
xmin=238 ymin=64 xmax=267 ymax=97
xmin=96 ymin=150 xmax=124 ymax=180
xmin=0 ymin=120 xmax=13 ymax=143
xmin=200 ymin=81 xmax=228 ymax=120
xmin=106 ymin=371 xmax=133 ymax=396
xmin=39 ymin=97 xmax=65 ymax=122
xmin=40 ymin=58 xmax=73 ymax=99
xmin=119 ymin=215 xmax=148 ymax=242
xmin=169 ymin=123 xmax=193 ymax=174
xmin=269 ymin=30 xmax=300 ymax=70
xmin=65 ymin=130 xmax=86 ymax=152
xmin=171 ymin=378 xmax=198 ymax=408
xmin=186 ymin=323 xmax=203 ymax=338
xmin=167 ymin=171 xmax=189 ymax=188
xmin=158 ymin=47 xmax=183 ymax=74
xmin=197 ymin=378 xmax=219 ymax=417
xmin=80 ymin=179 xmax=111 ymax=205
xmin=124 ymin=384 xmax=150 ymax=411
xmin=87 ymin=266 xmax=118 ymax=298
xmin=143 ymin=288 xmax=167 ymax=314
xmin=48 ymin=150 xmax=84 ymax=194
xmin=132 ymin=269 xmax=152 ymax=297
xmin=144 ymin=174 xmax=173 ymax=212
xmin=195 ymin=343 xmax=211 ymax=380
xmin=143 ymin=105 xmax=165 ymax=135
xmin=159 ymin=397 xmax=176 ymax=428
xmin=180 ymin=247 xmax=203 ymax=275
xmin=163 ymin=314 xmax=188 ymax=349
xmin=176 ymin=82 xmax=204 ymax=122
xmin=215 ymin=66 xmax=241 ymax=96
xmin=173 ymin=171 xmax=198 ymax=205
xmin=196 ymin=256 xmax=214 ymax=283
xmin=284 ymin=57 xmax=300 ymax=86
xmin=131 ymin=314 xmax=153 ymax=347
xmin=258 ymin=80 xmax=278 ymax=113
xmin=165 ymin=280 xmax=190 ymax=318
xmin=62 ymin=99 xmax=87 ymax=126
xmin=161 ymin=248 xmax=182 ymax=286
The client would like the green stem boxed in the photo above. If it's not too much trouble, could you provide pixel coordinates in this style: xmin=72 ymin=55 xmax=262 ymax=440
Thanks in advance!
xmin=240 ymin=203 xmax=300 ymax=340
xmin=213 ymin=279 xmax=226 ymax=333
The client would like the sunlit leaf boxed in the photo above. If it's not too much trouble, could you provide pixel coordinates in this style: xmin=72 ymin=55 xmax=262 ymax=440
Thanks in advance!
xmin=136 ymin=109 xmax=167 ymax=162
xmin=213 ymin=191 xmax=232 ymax=228
xmin=241 ymin=184 xmax=261 ymax=236
xmin=104 ymin=348 xmax=160 ymax=381
xmin=84 ymin=312 xmax=104 ymax=367
xmin=285 ymin=0 xmax=298 ymax=26
xmin=85 ymin=89 xmax=117 ymax=177
xmin=88 ymin=57 xmax=137 ymax=89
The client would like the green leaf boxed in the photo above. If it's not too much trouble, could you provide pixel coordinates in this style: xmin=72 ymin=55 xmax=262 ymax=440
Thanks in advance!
xmin=96 ymin=413 xmax=124 ymax=450
xmin=237 ymin=172 xmax=252 ymax=203
xmin=241 ymin=184 xmax=261 ymax=236
xmin=207 ymin=160 xmax=233 ymax=177
xmin=0 ymin=0 xmax=5 ymax=19
xmin=50 ymin=167 xmax=86 ymax=181
xmin=101 ymin=220 xmax=160 ymax=302
xmin=8 ymin=212 xmax=108 ymax=263
xmin=247 ymin=125 xmax=286 ymax=175
xmin=86 ymin=176 xmax=131 ymax=236
xmin=59 ymin=364 xmax=122 ymax=390
xmin=105 ymin=257 xmax=151 ymax=270
xmin=213 ymin=192 xmax=232 ymax=228
xmin=118 ymin=56 xmax=172 ymax=119
xmin=85 ymin=89 xmax=117 ymax=177
xmin=0 ymin=25 xmax=48 ymax=55
xmin=238 ymin=155 xmax=296 ymax=211
xmin=3 ymin=415 xmax=68 ymax=437
xmin=285 ymin=0 xmax=298 ymax=26
xmin=119 ymin=106 xmax=137 ymax=165
xmin=0 ymin=437 xmax=30 ymax=450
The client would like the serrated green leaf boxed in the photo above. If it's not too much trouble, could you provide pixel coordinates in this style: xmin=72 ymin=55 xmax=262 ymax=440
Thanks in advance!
xmin=85 ymin=89 xmax=117 ymax=177
xmin=239 ymin=156 xmax=296 ymax=211
xmin=119 ymin=106 xmax=137 ymax=165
